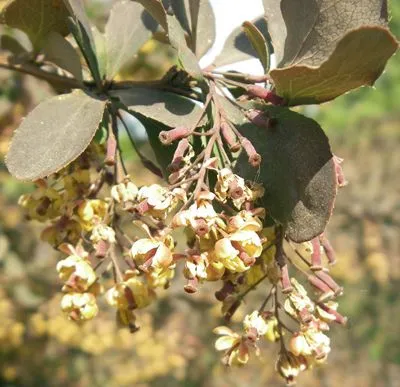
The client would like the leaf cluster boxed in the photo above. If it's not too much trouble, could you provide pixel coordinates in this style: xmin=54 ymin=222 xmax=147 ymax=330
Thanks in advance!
xmin=0 ymin=0 xmax=398 ymax=242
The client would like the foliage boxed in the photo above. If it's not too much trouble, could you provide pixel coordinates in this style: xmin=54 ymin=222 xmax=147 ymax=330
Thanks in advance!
xmin=0 ymin=0 xmax=398 ymax=385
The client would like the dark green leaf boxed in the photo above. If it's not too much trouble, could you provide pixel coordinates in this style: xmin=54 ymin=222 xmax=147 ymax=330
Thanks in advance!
xmin=6 ymin=90 xmax=106 ymax=181
xmin=235 ymin=105 xmax=336 ymax=242
xmin=166 ymin=13 xmax=203 ymax=80
xmin=213 ymin=17 xmax=270 ymax=68
xmin=270 ymin=27 xmax=398 ymax=105
xmin=131 ymin=112 xmax=176 ymax=177
xmin=170 ymin=0 xmax=216 ymax=58
xmin=113 ymin=88 xmax=204 ymax=128
xmin=242 ymin=21 xmax=270 ymax=72
xmin=1 ymin=0 xmax=69 ymax=50
xmin=263 ymin=0 xmax=398 ymax=104
xmin=42 ymin=31 xmax=83 ymax=83
xmin=105 ymin=1 xmax=156 ymax=80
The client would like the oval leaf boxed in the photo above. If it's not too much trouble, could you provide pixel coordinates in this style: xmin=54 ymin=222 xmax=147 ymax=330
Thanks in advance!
xmin=105 ymin=1 xmax=156 ymax=80
xmin=113 ymin=88 xmax=204 ymax=128
xmin=235 ymin=105 xmax=337 ymax=242
xmin=42 ymin=31 xmax=83 ymax=83
xmin=270 ymin=26 xmax=398 ymax=105
xmin=1 ymin=0 xmax=70 ymax=50
xmin=6 ymin=90 xmax=106 ymax=181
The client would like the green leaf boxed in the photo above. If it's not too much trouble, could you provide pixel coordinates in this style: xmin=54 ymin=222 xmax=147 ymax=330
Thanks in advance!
xmin=105 ymin=0 xmax=156 ymax=80
xmin=235 ymin=105 xmax=337 ymax=243
xmin=1 ymin=0 xmax=70 ymax=50
xmin=113 ymin=87 xmax=204 ymax=128
xmin=92 ymin=25 xmax=107 ymax=79
xmin=131 ymin=112 xmax=176 ymax=177
xmin=6 ymin=90 xmax=106 ymax=181
xmin=242 ymin=21 xmax=270 ymax=73
xmin=263 ymin=0 xmax=398 ymax=104
xmin=67 ymin=17 xmax=101 ymax=85
xmin=166 ymin=13 xmax=203 ymax=80
xmin=170 ymin=0 xmax=216 ymax=58
xmin=133 ymin=0 xmax=168 ymax=31
xmin=213 ymin=17 xmax=270 ymax=68
xmin=63 ymin=0 xmax=94 ymax=45
xmin=270 ymin=27 xmax=398 ymax=105
xmin=42 ymin=31 xmax=83 ymax=83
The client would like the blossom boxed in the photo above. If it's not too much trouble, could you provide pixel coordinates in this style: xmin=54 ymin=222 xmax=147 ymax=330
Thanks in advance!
xmin=213 ymin=326 xmax=250 ymax=366
xmin=77 ymin=199 xmax=108 ymax=231
xmin=60 ymin=292 xmax=98 ymax=321
xmin=243 ymin=311 xmax=269 ymax=336
xmin=106 ymin=272 xmax=154 ymax=310
xmin=111 ymin=178 xmax=138 ymax=204
xmin=276 ymin=351 xmax=307 ymax=385
xmin=214 ymin=230 xmax=262 ymax=273
xmin=284 ymin=278 xmax=315 ymax=320
xmin=130 ymin=237 xmax=174 ymax=272
xmin=19 ymin=187 xmax=62 ymax=221
xmin=56 ymin=253 xmax=96 ymax=292
xmin=136 ymin=184 xmax=180 ymax=219
xmin=172 ymin=191 xmax=222 ymax=232
xmin=90 ymin=224 xmax=116 ymax=244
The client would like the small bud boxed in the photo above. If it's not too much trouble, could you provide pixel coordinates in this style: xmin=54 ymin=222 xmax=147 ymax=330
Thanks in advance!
xmin=247 ymin=85 xmax=285 ymax=105
xmin=220 ymin=120 xmax=240 ymax=152
xmin=241 ymin=138 xmax=261 ymax=167
xmin=159 ymin=126 xmax=191 ymax=145
xmin=281 ymin=264 xmax=293 ymax=293
xmin=319 ymin=234 xmax=336 ymax=265
xmin=310 ymin=237 xmax=322 ymax=271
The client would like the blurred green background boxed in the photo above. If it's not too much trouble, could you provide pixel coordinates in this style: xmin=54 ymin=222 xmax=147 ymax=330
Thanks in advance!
xmin=0 ymin=1 xmax=399 ymax=386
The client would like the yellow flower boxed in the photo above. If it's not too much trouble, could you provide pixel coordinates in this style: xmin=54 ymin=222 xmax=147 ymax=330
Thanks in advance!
xmin=56 ymin=254 xmax=96 ymax=291
xmin=136 ymin=184 xmax=179 ymax=219
xmin=227 ymin=211 xmax=263 ymax=233
xmin=106 ymin=274 xmax=153 ymax=310
xmin=214 ymin=230 xmax=262 ymax=273
xmin=111 ymin=178 xmax=138 ymax=204
xmin=276 ymin=351 xmax=307 ymax=385
xmin=213 ymin=326 xmax=251 ymax=366
xmin=19 ymin=187 xmax=62 ymax=221
xmin=284 ymin=278 xmax=315 ymax=319
xmin=77 ymin=199 xmax=108 ymax=231
xmin=243 ymin=311 xmax=269 ymax=336
xmin=130 ymin=238 xmax=174 ymax=272
xmin=60 ymin=292 xmax=98 ymax=321
xmin=90 ymin=224 xmax=116 ymax=244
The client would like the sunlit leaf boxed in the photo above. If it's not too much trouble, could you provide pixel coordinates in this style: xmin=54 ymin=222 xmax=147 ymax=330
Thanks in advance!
xmin=113 ymin=88 xmax=203 ymax=128
xmin=263 ymin=0 xmax=398 ymax=104
xmin=67 ymin=17 xmax=101 ymax=85
xmin=105 ymin=0 xmax=156 ymax=80
xmin=166 ymin=13 xmax=203 ymax=80
xmin=6 ymin=90 xmax=106 ymax=181
xmin=170 ymin=0 xmax=216 ymax=58
xmin=213 ymin=17 xmax=270 ymax=68
xmin=235 ymin=105 xmax=336 ymax=242
xmin=1 ymin=0 xmax=69 ymax=50
xmin=270 ymin=27 xmax=398 ymax=105
xmin=242 ymin=21 xmax=270 ymax=72
xmin=42 ymin=31 xmax=83 ymax=83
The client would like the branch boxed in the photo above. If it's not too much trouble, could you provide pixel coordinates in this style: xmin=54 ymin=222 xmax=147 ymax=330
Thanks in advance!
xmin=0 ymin=54 xmax=81 ymax=89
